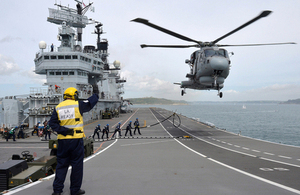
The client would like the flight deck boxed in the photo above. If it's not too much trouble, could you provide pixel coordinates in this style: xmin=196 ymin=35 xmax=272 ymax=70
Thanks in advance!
xmin=2 ymin=107 xmax=300 ymax=195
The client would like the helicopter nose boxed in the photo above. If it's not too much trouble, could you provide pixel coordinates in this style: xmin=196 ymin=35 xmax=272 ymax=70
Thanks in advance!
xmin=209 ymin=57 xmax=229 ymax=71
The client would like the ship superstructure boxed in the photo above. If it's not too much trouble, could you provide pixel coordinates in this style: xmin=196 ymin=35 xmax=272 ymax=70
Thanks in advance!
xmin=0 ymin=1 xmax=126 ymax=128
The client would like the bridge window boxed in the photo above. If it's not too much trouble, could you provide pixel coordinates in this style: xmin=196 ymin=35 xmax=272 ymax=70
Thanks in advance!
xmin=58 ymin=55 xmax=64 ymax=59
xmin=51 ymin=56 xmax=57 ymax=59
xmin=44 ymin=56 xmax=49 ymax=60
xmin=65 ymin=55 xmax=71 ymax=59
xmin=72 ymin=55 xmax=78 ymax=59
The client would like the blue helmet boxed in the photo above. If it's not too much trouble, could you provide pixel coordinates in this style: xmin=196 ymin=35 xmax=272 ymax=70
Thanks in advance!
xmin=107 ymin=124 xmax=109 ymax=126
xmin=98 ymin=124 xmax=101 ymax=126
xmin=130 ymin=121 xmax=132 ymax=123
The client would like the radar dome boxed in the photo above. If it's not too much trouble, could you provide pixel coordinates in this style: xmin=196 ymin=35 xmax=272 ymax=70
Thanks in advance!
xmin=113 ymin=60 xmax=121 ymax=68
xmin=39 ymin=41 xmax=47 ymax=49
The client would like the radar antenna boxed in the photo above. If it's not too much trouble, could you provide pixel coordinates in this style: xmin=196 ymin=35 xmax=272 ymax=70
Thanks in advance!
xmin=47 ymin=1 xmax=95 ymax=44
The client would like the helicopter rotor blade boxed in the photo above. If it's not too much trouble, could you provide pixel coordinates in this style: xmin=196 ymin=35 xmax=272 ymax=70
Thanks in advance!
xmin=141 ymin=44 xmax=199 ymax=48
xmin=131 ymin=18 xmax=201 ymax=45
xmin=217 ymin=42 xmax=296 ymax=47
xmin=212 ymin=10 xmax=272 ymax=44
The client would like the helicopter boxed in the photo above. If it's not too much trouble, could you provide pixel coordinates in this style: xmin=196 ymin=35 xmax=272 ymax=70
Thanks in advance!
xmin=131 ymin=11 xmax=296 ymax=98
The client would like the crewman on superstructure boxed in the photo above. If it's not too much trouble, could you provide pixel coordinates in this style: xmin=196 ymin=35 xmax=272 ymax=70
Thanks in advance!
xmin=49 ymin=87 xmax=99 ymax=195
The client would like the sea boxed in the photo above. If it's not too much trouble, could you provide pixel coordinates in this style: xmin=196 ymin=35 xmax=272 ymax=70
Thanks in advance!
xmin=133 ymin=103 xmax=300 ymax=147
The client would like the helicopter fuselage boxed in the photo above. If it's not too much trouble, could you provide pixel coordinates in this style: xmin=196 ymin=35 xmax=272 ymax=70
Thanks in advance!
xmin=181 ymin=47 xmax=230 ymax=93
xmin=132 ymin=11 xmax=295 ymax=98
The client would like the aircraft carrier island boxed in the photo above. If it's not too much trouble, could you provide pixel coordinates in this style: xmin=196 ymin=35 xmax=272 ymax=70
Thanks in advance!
xmin=1 ymin=107 xmax=299 ymax=195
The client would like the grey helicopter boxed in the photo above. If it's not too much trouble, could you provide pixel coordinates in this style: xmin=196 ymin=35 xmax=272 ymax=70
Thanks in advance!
xmin=131 ymin=10 xmax=295 ymax=98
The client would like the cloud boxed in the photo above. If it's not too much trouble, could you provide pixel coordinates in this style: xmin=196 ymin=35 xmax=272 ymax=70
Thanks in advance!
xmin=19 ymin=66 xmax=46 ymax=84
xmin=121 ymin=70 xmax=180 ymax=98
xmin=0 ymin=36 xmax=21 ymax=43
xmin=0 ymin=54 xmax=20 ymax=75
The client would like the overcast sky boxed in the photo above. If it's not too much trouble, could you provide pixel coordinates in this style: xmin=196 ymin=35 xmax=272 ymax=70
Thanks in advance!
xmin=0 ymin=0 xmax=299 ymax=101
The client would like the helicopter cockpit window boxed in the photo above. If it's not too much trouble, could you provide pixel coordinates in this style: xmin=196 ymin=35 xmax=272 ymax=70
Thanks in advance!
xmin=204 ymin=49 xmax=228 ymax=57
xmin=204 ymin=49 xmax=215 ymax=57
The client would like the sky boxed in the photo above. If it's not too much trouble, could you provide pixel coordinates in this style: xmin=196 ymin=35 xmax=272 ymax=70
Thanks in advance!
xmin=0 ymin=0 xmax=299 ymax=102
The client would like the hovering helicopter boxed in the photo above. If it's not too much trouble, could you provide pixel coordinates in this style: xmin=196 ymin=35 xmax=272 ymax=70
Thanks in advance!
xmin=131 ymin=11 xmax=295 ymax=98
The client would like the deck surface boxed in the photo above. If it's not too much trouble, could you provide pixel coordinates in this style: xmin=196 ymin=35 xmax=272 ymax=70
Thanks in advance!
xmin=1 ymin=107 xmax=300 ymax=195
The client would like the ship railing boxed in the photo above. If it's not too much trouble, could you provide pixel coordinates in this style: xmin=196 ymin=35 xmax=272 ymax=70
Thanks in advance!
xmin=30 ymin=87 xmax=48 ymax=96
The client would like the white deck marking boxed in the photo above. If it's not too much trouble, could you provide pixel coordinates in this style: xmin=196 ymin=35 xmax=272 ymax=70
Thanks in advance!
xmin=252 ymin=150 xmax=261 ymax=153
xmin=150 ymin=110 xmax=300 ymax=194
xmin=278 ymin=155 xmax=292 ymax=159
xmin=264 ymin=152 xmax=275 ymax=156
xmin=152 ymin=109 xmax=300 ymax=194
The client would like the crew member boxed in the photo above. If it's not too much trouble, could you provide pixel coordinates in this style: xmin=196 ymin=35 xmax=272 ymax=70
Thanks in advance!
xmin=43 ymin=120 xmax=48 ymax=126
xmin=6 ymin=126 xmax=17 ymax=141
xmin=32 ymin=121 xmax=40 ymax=136
xmin=134 ymin=118 xmax=141 ymax=135
xmin=49 ymin=87 xmax=99 ymax=195
xmin=101 ymin=124 xmax=109 ymax=140
xmin=92 ymin=124 xmax=101 ymax=140
xmin=112 ymin=122 xmax=122 ymax=138
xmin=125 ymin=121 xmax=133 ymax=137
xmin=17 ymin=122 xmax=25 ymax=139
xmin=44 ymin=124 xmax=51 ymax=140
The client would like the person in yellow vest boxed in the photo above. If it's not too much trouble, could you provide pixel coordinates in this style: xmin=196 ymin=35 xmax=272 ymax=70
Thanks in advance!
xmin=49 ymin=87 xmax=99 ymax=195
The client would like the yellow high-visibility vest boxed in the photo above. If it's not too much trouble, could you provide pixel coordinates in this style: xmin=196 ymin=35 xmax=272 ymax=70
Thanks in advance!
xmin=56 ymin=100 xmax=85 ymax=139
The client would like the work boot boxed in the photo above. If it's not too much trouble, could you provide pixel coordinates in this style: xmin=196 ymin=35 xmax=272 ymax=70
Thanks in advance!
xmin=52 ymin=192 xmax=61 ymax=195
xmin=75 ymin=189 xmax=85 ymax=195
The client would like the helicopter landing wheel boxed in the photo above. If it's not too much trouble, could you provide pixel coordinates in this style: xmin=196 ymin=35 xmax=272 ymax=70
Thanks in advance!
xmin=181 ymin=89 xmax=186 ymax=96
xmin=219 ymin=92 xmax=223 ymax=98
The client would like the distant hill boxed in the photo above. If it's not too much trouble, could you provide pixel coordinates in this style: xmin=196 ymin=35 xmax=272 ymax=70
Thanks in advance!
xmin=280 ymin=98 xmax=300 ymax=104
xmin=128 ymin=97 xmax=188 ymax=105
